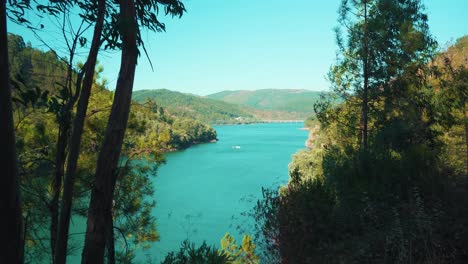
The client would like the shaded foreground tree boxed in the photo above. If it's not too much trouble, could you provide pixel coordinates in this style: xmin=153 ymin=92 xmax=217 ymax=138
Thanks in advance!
xmin=81 ymin=0 xmax=138 ymax=261
xmin=54 ymin=0 xmax=106 ymax=262
xmin=48 ymin=10 xmax=92 ymax=261
xmin=81 ymin=0 xmax=185 ymax=262
xmin=0 ymin=0 xmax=23 ymax=262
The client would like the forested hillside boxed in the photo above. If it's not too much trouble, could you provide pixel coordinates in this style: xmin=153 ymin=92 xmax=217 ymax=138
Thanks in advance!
xmin=133 ymin=89 xmax=257 ymax=124
xmin=9 ymin=34 xmax=217 ymax=152
xmin=207 ymin=89 xmax=323 ymax=116
xmin=134 ymin=88 xmax=322 ymax=122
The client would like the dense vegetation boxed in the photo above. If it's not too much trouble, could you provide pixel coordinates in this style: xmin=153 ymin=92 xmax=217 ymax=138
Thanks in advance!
xmin=254 ymin=0 xmax=468 ymax=262
xmin=162 ymin=233 xmax=258 ymax=264
xmin=133 ymin=89 xmax=257 ymax=124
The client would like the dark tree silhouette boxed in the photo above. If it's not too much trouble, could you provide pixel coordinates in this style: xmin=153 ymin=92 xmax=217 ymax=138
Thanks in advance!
xmin=81 ymin=0 xmax=138 ymax=262
xmin=81 ymin=0 xmax=185 ymax=262
xmin=0 ymin=0 xmax=24 ymax=262
xmin=54 ymin=0 xmax=106 ymax=263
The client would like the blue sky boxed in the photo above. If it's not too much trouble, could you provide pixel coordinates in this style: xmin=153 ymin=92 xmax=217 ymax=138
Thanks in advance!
xmin=8 ymin=0 xmax=468 ymax=95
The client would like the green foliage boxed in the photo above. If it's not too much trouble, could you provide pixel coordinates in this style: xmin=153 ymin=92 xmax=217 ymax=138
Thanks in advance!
xmin=161 ymin=240 xmax=232 ymax=264
xmin=431 ymin=35 xmax=468 ymax=175
xmin=162 ymin=234 xmax=260 ymax=264
xmin=220 ymin=233 xmax=259 ymax=264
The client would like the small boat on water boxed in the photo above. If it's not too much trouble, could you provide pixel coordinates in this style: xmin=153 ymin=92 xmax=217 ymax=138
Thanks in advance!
xmin=232 ymin=145 xmax=241 ymax=149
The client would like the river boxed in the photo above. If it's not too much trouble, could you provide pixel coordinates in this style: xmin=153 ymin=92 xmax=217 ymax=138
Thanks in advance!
xmin=67 ymin=122 xmax=308 ymax=263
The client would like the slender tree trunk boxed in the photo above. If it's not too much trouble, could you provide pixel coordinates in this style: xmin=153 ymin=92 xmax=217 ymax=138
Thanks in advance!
xmin=464 ymin=102 xmax=468 ymax=175
xmin=360 ymin=0 xmax=369 ymax=150
xmin=106 ymin=174 xmax=117 ymax=264
xmin=106 ymin=212 xmax=115 ymax=264
xmin=0 ymin=0 xmax=24 ymax=262
xmin=50 ymin=122 xmax=69 ymax=262
xmin=81 ymin=0 xmax=138 ymax=261
xmin=362 ymin=77 xmax=369 ymax=149
xmin=54 ymin=1 xmax=105 ymax=262
xmin=51 ymin=20 xmax=84 ymax=261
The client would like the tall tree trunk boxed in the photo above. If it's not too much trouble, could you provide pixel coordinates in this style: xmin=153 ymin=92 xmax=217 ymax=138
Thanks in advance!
xmin=360 ymin=0 xmax=369 ymax=150
xmin=81 ymin=0 xmax=137 ymax=261
xmin=50 ymin=122 xmax=69 ymax=263
xmin=464 ymin=102 xmax=468 ymax=175
xmin=54 ymin=0 xmax=105 ymax=262
xmin=0 ymin=0 xmax=24 ymax=262
xmin=51 ymin=41 xmax=79 ymax=261
xmin=106 ymin=212 xmax=115 ymax=264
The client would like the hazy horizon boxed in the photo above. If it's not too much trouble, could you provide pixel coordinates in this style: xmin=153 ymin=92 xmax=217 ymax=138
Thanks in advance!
xmin=137 ymin=87 xmax=325 ymax=97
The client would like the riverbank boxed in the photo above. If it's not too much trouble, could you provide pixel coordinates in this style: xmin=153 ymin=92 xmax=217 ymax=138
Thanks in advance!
xmin=212 ymin=120 xmax=304 ymax=126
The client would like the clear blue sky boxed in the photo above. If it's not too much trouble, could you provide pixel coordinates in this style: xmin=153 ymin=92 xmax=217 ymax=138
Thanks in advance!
xmin=7 ymin=0 xmax=468 ymax=95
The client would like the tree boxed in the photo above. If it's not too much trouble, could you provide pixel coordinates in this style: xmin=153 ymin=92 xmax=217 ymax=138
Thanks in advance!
xmin=81 ymin=0 xmax=185 ymax=262
xmin=435 ymin=37 xmax=468 ymax=175
xmin=81 ymin=0 xmax=138 ymax=261
xmin=331 ymin=0 xmax=373 ymax=150
xmin=49 ymin=9 xmax=91 ymax=261
xmin=54 ymin=0 xmax=106 ymax=262
xmin=330 ymin=0 xmax=436 ymax=152
xmin=0 ymin=0 xmax=24 ymax=262
xmin=221 ymin=233 xmax=259 ymax=264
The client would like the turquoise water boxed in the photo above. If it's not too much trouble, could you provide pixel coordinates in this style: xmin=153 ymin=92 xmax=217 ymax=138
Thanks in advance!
xmin=141 ymin=122 xmax=308 ymax=262
xmin=66 ymin=122 xmax=307 ymax=263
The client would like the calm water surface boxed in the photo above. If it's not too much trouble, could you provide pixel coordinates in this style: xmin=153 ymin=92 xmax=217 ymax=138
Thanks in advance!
xmin=142 ymin=123 xmax=307 ymax=261
xmin=69 ymin=123 xmax=307 ymax=263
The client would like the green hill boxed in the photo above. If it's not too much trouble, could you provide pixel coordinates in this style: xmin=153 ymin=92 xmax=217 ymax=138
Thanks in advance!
xmin=206 ymin=89 xmax=324 ymax=114
xmin=132 ymin=89 xmax=257 ymax=124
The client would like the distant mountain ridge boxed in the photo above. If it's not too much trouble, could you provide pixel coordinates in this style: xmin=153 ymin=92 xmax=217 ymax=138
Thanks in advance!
xmin=133 ymin=88 xmax=326 ymax=124
xmin=132 ymin=89 xmax=256 ymax=124
xmin=206 ymin=89 xmax=323 ymax=114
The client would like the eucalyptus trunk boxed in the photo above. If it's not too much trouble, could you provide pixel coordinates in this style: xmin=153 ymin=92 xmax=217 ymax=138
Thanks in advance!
xmin=360 ymin=0 xmax=369 ymax=150
xmin=51 ymin=39 xmax=81 ymax=261
xmin=81 ymin=0 xmax=138 ymax=261
xmin=464 ymin=102 xmax=468 ymax=175
xmin=54 ymin=0 xmax=106 ymax=262
xmin=50 ymin=120 xmax=70 ymax=262
xmin=106 ymin=212 xmax=116 ymax=264
xmin=0 ymin=0 xmax=24 ymax=262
